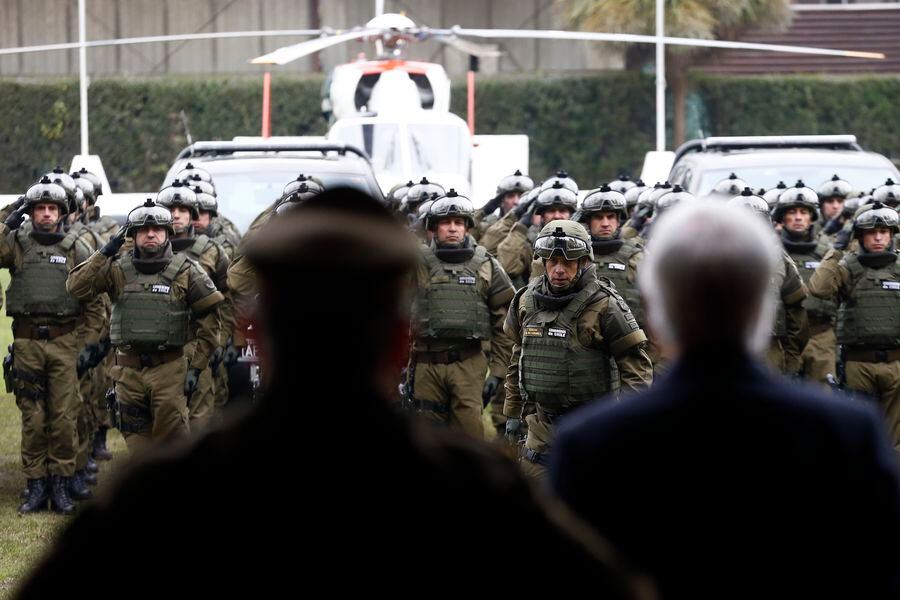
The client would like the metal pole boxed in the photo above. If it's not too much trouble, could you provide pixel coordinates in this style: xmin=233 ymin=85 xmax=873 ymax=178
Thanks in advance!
xmin=261 ymin=71 xmax=271 ymax=138
xmin=78 ymin=0 xmax=89 ymax=155
xmin=375 ymin=0 xmax=384 ymax=16
xmin=655 ymin=0 xmax=665 ymax=151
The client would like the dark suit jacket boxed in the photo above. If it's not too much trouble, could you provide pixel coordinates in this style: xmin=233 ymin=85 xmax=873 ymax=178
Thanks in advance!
xmin=16 ymin=380 xmax=641 ymax=598
xmin=551 ymin=346 xmax=900 ymax=599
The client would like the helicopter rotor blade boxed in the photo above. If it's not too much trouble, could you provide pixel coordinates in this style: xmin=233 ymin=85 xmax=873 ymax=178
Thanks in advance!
xmin=251 ymin=28 xmax=379 ymax=65
xmin=433 ymin=27 xmax=884 ymax=60
xmin=432 ymin=35 xmax=503 ymax=58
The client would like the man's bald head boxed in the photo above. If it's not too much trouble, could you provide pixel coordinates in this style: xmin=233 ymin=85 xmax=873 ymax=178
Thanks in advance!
xmin=638 ymin=202 xmax=780 ymax=357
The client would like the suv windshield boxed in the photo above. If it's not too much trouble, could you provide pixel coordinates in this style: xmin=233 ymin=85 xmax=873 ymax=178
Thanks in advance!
xmin=696 ymin=165 xmax=897 ymax=197
xmin=209 ymin=168 xmax=373 ymax=233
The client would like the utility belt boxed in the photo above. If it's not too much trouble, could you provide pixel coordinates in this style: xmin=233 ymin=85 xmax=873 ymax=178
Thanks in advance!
xmin=413 ymin=344 xmax=482 ymax=364
xmin=12 ymin=319 xmax=77 ymax=341
xmin=844 ymin=347 xmax=900 ymax=364
xmin=115 ymin=348 xmax=184 ymax=369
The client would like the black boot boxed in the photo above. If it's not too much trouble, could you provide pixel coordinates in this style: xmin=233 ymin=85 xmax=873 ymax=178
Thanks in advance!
xmin=83 ymin=469 xmax=98 ymax=486
xmin=92 ymin=428 xmax=112 ymax=461
xmin=49 ymin=475 xmax=76 ymax=515
xmin=85 ymin=455 xmax=99 ymax=474
xmin=68 ymin=471 xmax=93 ymax=501
xmin=18 ymin=478 xmax=49 ymax=514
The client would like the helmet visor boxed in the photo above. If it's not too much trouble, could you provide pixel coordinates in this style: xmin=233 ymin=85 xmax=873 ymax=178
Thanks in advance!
xmin=534 ymin=233 xmax=590 ymax=260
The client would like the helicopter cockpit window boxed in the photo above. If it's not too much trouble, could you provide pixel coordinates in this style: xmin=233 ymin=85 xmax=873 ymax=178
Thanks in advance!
xmin=331 ymin=123 xmax=402 ymax=173
xmin=408 ymin=123 xmax=469 ymax=176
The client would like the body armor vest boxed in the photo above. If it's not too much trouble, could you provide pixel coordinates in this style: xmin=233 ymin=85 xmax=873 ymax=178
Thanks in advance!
xmin=110 ymin=253 xmax=191 ymax=351
xmin=783 ymin=235 xmax=837 ymax=323
xmin=591 ymin=237 xmax=645 ymax=327
xmin=518 ymin=277 xmax=617 ymax=413
xmin=772 ymin=256 xmax=788 ymax=338
xmin=415 ymin=245 xmax=493 ymax=341
xmin=836 ymin=252 xmax=900 ymax=348
xmin=6 ymin=230 xmax=82 ymax=319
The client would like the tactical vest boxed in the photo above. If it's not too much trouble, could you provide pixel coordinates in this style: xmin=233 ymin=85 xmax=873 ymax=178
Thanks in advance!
xmin=6 ymin=230 xmax=82 ymax=319
xmin=518 ymin=277 xmax=617 ymax=413
xmin=69 ymin=221 xmax=103 ymax=251
xmin=173 ymin=235 xmax=212 ymax=264
xmin=771 ymin=256 xmax=787 ymax=338
xmin=110 ymin=253 xmax=191 ymax=351
xmin=415 ymin=245 xmax=493 ymax=341
xmin=836 ymin=252 xmax=900 ymax=348
xmin=591 ymin=238 xmax=645 ymax=327
xmin=784 ymin=236 xmax=837 ymax=323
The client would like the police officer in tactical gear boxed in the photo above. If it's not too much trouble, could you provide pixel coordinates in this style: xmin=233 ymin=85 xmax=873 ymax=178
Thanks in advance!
xmin=410 ymin=191 xmax=515 ymax=437
xmin=623 ymin=180 xmax=647 ymax=218
xmin=175 ymin=164 xmax=242 ymax=247
xmin=503 ymin=220 xmax=652 ymax=479
xmin=473 ymin=170 xmax=533 ymax=240
xmin=71 ymin=168 xmax=121 ymax=462
xmin=577 ymin=186 xmax=664 ymax=374
xmin=817 ymin=175 xmax=852 ymax=222
xmin=156 ymin=183 xmax=232 ymax=429
xmin=0 ymin=178 xmax=106 ymax=514
xmin=66 ymin=200 xmax=223 ymax=451
xmin=607 ymin=175 xmax=636 ymax=195
xmin=401 ymin=178 xmax=445 ymax=222
xmin=710 ymin=173 xmax=748 ymax=199
xmin=497 ymin=181 xmax=579 ymax=289
xmin=772 ymin=183 xmax=835 ymax=384
xmin=809 ymin=202 xmax=900 ymax=451
xmin=763 ymin=181 xmax=789 ymax=211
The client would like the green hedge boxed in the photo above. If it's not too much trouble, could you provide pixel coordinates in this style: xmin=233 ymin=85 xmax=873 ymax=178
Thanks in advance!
xmin=691 ymin=74 xmax=900 ymax=163
xmin=0 ymin=73 xmax=897 ymax=193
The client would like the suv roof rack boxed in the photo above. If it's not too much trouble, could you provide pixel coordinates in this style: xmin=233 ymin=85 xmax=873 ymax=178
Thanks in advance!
xmin=176 ymin=141 xmax=370 ymax=161
xmin=673 ymin=135 xmax=861 ymax=163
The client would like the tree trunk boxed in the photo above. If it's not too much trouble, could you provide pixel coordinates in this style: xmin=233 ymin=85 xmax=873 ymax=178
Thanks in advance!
xmin=669 ymin=56 xmax=688 ymax=148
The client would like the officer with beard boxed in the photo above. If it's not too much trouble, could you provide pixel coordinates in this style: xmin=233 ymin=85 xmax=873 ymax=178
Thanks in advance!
xmin=809 ymin=202 xmax=900 ymax=452
xmin=0 ymin=178 xmax=105 ymax=514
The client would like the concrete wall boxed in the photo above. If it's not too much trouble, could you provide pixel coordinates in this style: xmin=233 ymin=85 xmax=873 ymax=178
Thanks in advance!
xmin=0 ymin=0 xmax=623 ymax=77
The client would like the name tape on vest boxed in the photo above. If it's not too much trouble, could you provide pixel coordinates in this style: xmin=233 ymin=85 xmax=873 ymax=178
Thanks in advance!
xmin=607 ymin=263 xmax=626 ymax=271
xmin=523 ymin=326 xmax=543 ymax=338
xmin=49 ymin=255 xmax=67 ymax=265
xmin=882 ymin=280 xmax=900 ymax=291
xmin=151 ymin=284 xmax=171 ymax=294
xmin=804 ymin=261 xmax=820 ymax=269
xmin=458 ymin=275 xmax=476 ymax=285
xmin=547 ymin=327 xmax=568 ymax=338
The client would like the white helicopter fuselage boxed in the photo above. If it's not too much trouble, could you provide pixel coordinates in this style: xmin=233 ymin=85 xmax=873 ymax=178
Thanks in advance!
xmin=324 ymin=58 xmax=528 ymax=204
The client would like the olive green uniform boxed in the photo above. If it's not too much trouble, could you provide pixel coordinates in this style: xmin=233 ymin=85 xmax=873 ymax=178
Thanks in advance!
xmin=504 ymin=266 xmax=653 ymax=479
xmin=496 ymin=221 xmax=541 ymax=290
xmin=411 ymin=237 xmax=515 ymax=437
xmin=589 ymin=234 xmax=667 ymax=374
xmin=67 ymin=247 xmax=223 ymax=451
xmin=171 ymin=234 xmax=232 ymax=429
xmin=202 ymin=219 xmax=239 ymax=410
xmin=0 ymin=225 xmax=105 ymax=479
xmin=780 ymin=230 xmax=837 ymax=384
xmin=809 ymin=247 xmax=900 ymax=450
xmin=67 ymin=221 xmax=107 ymax=472
xmin=766 ymin=251 xmax=810 ymax=375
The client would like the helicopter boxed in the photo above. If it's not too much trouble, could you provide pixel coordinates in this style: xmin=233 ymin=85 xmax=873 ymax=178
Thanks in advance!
xmin=249 ymin=10 xmax=884 ymax=203
xmin=252 ymin=12 xmax=521 ymax=202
